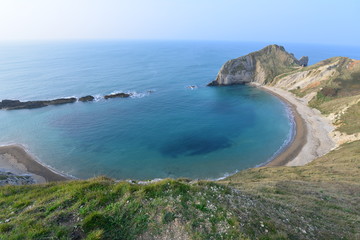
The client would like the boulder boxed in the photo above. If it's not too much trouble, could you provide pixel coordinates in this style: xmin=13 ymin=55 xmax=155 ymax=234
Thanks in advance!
xmin=79 ymin=95 xmax=95 ymax=102
xmin=104 ymin=93 xmax=131 ymax=99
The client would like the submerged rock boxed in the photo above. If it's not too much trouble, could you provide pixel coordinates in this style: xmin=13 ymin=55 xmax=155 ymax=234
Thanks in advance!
xmin=208 ymin=45 xmax=308 ymax=86
xmin=104 ymin=92 xmax=131 ymax=99
xmin=79 ymin=95 xmax=95 ymax=102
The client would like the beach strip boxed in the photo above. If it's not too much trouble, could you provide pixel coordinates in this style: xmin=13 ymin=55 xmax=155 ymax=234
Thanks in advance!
xmin=260 ymin=85 xmax=336 ymax=167
xmin=0 ymin=145 xmax=69 ymax=183
xmin=261 ymin=88 xmax=307 ymax=166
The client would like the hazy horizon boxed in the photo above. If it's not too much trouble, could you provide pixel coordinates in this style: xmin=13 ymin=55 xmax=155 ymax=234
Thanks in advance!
xmin=0 ymin=0 xmax=359 ymax=46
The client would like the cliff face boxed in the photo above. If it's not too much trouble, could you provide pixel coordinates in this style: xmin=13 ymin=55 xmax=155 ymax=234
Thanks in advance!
xmin=208 ymin=45 xmax=307 ymax=86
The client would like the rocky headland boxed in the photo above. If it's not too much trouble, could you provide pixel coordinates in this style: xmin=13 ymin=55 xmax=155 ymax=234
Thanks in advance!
xmin=208 ymin=44 xmax=308 ymax=86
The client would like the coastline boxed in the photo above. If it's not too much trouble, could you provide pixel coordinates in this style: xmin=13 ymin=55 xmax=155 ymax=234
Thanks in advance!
xmin=259 ymin=86 xmax=307 ymax=166
xmin=257 ymin=85 xmax=336 ymax=166
xmin=0 ymin=85 xmax=337 ymax=183
xmin=0 ymin=145 xmax=69 ymax=183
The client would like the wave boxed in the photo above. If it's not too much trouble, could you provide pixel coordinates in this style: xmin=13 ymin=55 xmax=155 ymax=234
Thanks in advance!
xmin=213 ymin=169 xmax=240 ymax=181
xmin=93 ymin=94 xmax=103 ymax=102
xmin=129 ymin=90 xmax=154 ymax=99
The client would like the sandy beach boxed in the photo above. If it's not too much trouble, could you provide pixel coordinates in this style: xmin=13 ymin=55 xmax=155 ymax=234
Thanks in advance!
xmin=261 ymin=86 xmax=336 ymax=166
xmin=0 ymin=145 xmax=69 ymax=183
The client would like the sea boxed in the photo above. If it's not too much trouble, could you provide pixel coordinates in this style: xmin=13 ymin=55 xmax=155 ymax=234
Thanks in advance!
xmin=0 ymin=40 xmax=359 ymax=180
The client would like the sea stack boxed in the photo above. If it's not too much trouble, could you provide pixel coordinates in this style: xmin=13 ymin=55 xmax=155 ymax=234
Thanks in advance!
xmin=208 ymin=45 xmax=308 ymax=86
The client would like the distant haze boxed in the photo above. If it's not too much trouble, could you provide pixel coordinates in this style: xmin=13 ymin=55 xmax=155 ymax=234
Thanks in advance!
xmin=0 ymin=0 xmax=359 ymax=46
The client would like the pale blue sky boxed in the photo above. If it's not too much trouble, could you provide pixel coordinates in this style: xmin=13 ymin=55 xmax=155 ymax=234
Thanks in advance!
xmin=0 ymin=0 xmax=359 ymax=45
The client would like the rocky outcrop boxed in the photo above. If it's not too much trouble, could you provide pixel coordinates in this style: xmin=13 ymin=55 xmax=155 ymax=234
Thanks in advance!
xmin=299 ymin=56 xmax=309 ymax=67
xmin=208 ymin=45 xmax=306 ymax=86
xmin=104 ymin=92 xmax=132 ymax=99
xmin=0 ymin=171 xmax=35 ymax=186
xmin=79 ymin=95 xmax=95 ymax=102
xmin=0 ymin=92 xmax=137 ymax=110
xmin=0 ymin=98 xmax=77 ymax=110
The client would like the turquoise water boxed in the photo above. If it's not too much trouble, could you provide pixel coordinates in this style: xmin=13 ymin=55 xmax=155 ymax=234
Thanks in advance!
xmin=0 ymin=41 xmax=358 ymax=180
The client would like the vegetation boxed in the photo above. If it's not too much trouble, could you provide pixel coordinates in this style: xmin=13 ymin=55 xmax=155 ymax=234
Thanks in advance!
xmin=1 ymin=141 xmax=360 ymax=239
xmin=337 ymin=101 xmax=360 ymax=134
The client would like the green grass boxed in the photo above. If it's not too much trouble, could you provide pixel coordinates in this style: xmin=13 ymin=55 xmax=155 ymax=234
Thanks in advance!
xmin=0 ymin=178 xmax=248 ymax=239
xmin=337 ymin=101 xmax=360 ymax=134
xmin=1 ymin=141 xmax=360 ymax=239
xmin=222 ymin=140 xmax=360 ymax=240
xmin=0 ymin=175 xmax=8 ymax=181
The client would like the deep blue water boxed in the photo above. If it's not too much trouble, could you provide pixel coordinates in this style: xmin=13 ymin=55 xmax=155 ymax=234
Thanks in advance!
xmin=0 ymin=41 xmax=359 ymax=180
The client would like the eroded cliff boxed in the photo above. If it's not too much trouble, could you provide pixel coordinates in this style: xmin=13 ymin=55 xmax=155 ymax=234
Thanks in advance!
xmin=208 ymin=44 xmax=307 ymax=86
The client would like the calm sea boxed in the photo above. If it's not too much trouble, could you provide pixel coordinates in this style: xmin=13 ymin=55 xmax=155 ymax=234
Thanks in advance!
xmin=0 ymin=41 xmax=359 ymax=180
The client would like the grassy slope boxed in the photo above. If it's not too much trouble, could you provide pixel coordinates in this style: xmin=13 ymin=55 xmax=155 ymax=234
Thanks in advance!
xmin=0 ymin=141 xmax=360 ymax=239
xmin=284 ymin=57 xmax=360 ymax=135
xmin=308 ymin=59 xmax=360 ymax=134
xmin=222 ymin=140 xmax=360 ymax=240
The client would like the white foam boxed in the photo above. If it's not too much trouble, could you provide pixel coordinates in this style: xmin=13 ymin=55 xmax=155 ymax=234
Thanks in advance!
xmin=129 ymin=90 xmax=155 ymax=99
xmin=93 ymin=94 xmax=103 ymax=102
xmin=213 ymin=169 xmax=240 ymax=181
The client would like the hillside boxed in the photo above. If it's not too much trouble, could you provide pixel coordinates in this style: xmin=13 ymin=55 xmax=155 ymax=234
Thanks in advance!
xmin=0 ymin=141 xmax=359 ymax=240
xmin=272 ymin=56 xmax=360 ymax=145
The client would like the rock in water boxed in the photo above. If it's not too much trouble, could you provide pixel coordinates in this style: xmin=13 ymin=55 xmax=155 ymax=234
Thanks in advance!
xmin=104 ymin=93 xmax=131 ymax=99
xmin=299 ymin=56 xmax=309 ymax=67
xmin=0 ymin=98 xmax=77 ymax=110
xmin=44 ymin=98 xmax=77 ymax=105
xmin=79 ymin=95 xmax=95 ymax=102
xmin=208 ymin=45 xmax=306 ymax=86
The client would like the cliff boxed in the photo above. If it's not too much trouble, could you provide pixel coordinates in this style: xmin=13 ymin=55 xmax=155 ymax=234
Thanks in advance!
xmin=208 ymin=44 xmax=307 ymax=86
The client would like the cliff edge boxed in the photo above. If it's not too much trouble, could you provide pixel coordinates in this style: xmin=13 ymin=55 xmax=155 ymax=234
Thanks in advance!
xmin=208 ymin=44 xmax=308 ymax=86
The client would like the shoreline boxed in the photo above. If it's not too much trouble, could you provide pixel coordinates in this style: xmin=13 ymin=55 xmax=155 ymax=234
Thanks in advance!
xmin=257 ymin=85 xmax=336 ymax=166
xmin=0 ymin=145 xmax=70 ymax=183
xmin=0 ymin=85 xmax=336 ymax=183
xmin=259 ymin=86 xmax=308 ymax=166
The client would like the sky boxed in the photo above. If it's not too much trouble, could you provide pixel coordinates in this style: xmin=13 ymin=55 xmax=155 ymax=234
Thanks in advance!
xmin=0 ymin=0 xmax=359 ymax=45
